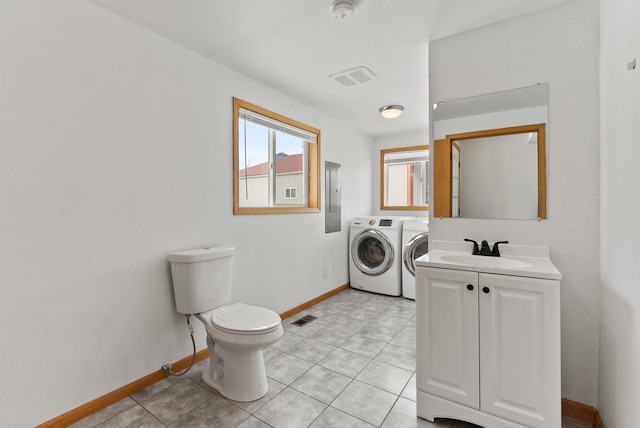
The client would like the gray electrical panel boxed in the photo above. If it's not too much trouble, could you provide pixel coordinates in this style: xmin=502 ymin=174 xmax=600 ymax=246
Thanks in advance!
xmin=325 ymin=161 xmax=341 ymax=233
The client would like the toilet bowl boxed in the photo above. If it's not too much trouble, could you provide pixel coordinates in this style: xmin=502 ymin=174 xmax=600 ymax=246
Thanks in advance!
xmin=196 ymin=303 xmax=283 ymax=402
xmin=168 ymin=246 xmax=283 ymax=402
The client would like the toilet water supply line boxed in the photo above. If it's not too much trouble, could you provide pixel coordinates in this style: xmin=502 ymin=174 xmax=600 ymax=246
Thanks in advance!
xmin=161 ymin=314 xmax=197 ymax=376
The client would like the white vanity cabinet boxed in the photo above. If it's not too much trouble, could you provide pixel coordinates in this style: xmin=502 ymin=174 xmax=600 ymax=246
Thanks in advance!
xmin=415 ymin=241 xmax=561 ymax=428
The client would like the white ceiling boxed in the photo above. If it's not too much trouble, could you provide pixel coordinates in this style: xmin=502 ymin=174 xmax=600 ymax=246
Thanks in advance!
xmin=86 ymin=0 xmax=572 ymax=137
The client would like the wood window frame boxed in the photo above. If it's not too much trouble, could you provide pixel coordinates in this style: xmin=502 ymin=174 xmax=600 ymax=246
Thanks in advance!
xmin=233 ymin=97 xmax=320 ymax=215
xmin=380 ymin=145 xmax=430 ymax=211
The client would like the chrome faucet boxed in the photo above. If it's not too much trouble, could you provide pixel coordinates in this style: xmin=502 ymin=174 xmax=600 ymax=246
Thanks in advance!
xmin=465 ymin=239 xmax=509 ymax=257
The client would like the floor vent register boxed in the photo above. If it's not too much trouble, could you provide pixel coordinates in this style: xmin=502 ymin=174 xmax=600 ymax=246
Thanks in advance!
xmin=290 ymin=314 xmax=317 ymax=327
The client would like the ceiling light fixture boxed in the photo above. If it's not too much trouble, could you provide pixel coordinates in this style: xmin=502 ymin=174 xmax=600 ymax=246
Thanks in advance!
xmin=379 ymin=105 xmax=404 ymax=119
xmin=330 ymin=0 xmax=356 ymax=22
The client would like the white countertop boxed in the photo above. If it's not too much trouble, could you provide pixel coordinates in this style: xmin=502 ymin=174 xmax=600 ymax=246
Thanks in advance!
xmin=416 ymin=240 xmax=562 ymax=280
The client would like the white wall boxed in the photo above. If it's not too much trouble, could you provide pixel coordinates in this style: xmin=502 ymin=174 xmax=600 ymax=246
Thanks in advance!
xmin=372 ymin=128 xmax=430 ymax=217
xmin=429 ymin=0 xmax=600 ymax=406
xmin=0 ymin=1 xmax=373 ymax=426
xmin=599 ymin=0 xmax=640 ymax=426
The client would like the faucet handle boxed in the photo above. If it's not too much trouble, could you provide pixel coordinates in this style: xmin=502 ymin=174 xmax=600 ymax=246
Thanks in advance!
xmin=464 ymin=238 xmax=480 ymax=255
xmin=491 ymin=241 xmax=509 ymax=257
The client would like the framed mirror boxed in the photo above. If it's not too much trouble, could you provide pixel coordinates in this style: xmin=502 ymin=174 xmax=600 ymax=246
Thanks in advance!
xmin=380 ymin=145 xmax=429 ymax=211
xmin=432 ymin=84 xmax=548 ymax=219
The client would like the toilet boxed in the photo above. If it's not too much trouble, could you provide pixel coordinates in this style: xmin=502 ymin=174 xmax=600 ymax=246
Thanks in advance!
xmin=168 ymin=246 xmax=283 ymax=402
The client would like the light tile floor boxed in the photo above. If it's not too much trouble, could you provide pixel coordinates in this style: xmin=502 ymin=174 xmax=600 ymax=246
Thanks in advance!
xmin=71 ymin=289 xmax=592 ymax=428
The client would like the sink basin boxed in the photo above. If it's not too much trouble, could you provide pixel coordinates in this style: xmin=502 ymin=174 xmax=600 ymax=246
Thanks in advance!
xmin=417 ymin=240 xmax=562 ymax=280
xmin=439 ymin=254 xmax=532 ymax=269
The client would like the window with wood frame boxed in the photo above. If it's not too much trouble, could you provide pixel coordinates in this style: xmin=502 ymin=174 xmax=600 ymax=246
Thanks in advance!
xmin=233 ymin=98 xmax=320 ymax=214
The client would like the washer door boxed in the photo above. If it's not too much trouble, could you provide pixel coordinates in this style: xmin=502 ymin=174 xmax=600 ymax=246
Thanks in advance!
xmin=351 ymin=229 xmax=394 ymax=276
xmin=403 ymin=232 xmax=429 ymax=277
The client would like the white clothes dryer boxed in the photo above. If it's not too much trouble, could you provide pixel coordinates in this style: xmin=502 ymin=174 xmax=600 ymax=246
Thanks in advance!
xmin=349 ymin=216 xmax=410 ymax=296
xmin=401 ymin=218 xmax=429 ymax=300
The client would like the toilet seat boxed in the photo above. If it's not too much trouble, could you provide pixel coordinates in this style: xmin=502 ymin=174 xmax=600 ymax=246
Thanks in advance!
xmin=211 ymin=303 xmax=281 ymax=335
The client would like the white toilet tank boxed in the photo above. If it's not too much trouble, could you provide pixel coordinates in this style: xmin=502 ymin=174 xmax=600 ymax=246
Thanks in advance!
xmin=168 ymin=246 xmax=234 ymax=315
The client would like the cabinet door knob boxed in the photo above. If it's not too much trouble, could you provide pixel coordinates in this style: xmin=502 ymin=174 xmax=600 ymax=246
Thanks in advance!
xmin=466 ymin=284 xmax=474 ymax=291
xmin=482 ymin=287 xmax=490 ymax=293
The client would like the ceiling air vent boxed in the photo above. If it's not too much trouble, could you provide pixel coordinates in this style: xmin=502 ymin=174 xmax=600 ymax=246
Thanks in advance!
xmin=330 ymin=66 xmax=377 ymax=87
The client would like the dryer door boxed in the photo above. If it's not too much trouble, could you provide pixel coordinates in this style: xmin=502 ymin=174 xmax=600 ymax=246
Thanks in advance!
xmin=403 ymin=232 xmax=429 ymax=277
xmin=351 ymin=229 xmax=394 ymax=276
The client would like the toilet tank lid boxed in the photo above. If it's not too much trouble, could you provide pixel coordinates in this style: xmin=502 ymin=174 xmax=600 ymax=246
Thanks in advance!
xmin=168 ymin=246 xmax=234 ymax=263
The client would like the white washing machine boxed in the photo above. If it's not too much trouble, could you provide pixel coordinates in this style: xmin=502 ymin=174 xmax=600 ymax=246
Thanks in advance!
xmin=402 ymin=218 xmax=429 ymax=300
xmin=349 ymin=216 xmax=410 ymax=296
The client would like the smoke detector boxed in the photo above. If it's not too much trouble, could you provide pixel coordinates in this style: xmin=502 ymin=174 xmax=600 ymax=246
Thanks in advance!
xmin=330 ymin=0 xmax=356 ymax=21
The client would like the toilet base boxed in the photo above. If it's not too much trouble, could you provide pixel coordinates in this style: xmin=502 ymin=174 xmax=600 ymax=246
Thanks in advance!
xmin=202 ymin=335 xmax=269 ymax=402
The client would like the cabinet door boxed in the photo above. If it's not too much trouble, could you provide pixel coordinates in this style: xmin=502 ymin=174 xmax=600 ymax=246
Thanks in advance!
xmin=479 ymin=273 xmax=561 ymax=428
xmin=416 ymin=267 xmax=479 ymax=408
